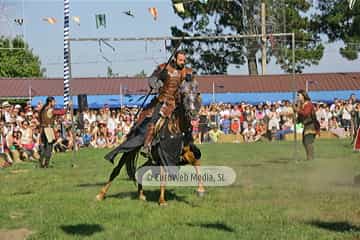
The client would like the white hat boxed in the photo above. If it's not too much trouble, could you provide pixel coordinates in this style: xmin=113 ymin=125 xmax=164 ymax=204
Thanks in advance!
xmin=15 ymin=104 xmax=21 ymax=109
xmin=1 ymin=101 xmax=10 ymax=107
xmin=26 ymin=112 xmax=33 ymax=116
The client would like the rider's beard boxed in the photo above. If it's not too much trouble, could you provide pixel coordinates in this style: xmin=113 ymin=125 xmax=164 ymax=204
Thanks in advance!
xmin=176 ymin=63 xmax=185 ymax=70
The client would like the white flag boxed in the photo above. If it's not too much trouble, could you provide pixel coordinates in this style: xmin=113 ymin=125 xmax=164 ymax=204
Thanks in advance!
xmin=174 ymin=3 xmax=185 ymax=13
xmin=72 ymin=16 xmax=80 ymax=25
xmin=349 ymin=0 xmax=357 ymax=9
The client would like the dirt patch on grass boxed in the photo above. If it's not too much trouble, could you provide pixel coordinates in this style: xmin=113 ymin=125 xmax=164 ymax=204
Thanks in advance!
xmin=0 ymin=228 xmax=33 ymax=240
xmin=9 ymin=211 xmax=25 ymax=219
xmin=10 ymin=170 xmax=29 ymax=174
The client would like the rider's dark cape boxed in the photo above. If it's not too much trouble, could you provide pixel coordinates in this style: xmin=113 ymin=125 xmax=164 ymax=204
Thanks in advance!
xmin=104 ymin=118 xmax=150 ymax=164
xmin=104 ymin=116 xmax=183 ymax=168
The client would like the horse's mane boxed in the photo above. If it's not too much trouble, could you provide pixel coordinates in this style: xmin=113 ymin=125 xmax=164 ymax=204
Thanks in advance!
xmin=180 ymin=79 xmax=201 ymax=118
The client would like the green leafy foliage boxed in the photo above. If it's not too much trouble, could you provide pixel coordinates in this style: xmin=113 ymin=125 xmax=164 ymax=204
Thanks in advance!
xmin=316 ymin=0 xmax=360 ymax=60
xmin=171 ymin=0 xmax=324 ymax=74
xmin=0 ymin=36 xmax=44 ymax=77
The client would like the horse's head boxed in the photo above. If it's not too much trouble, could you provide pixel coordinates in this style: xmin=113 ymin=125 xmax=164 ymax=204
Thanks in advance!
xmin=180 ymin=78 xmax=201 ymax=120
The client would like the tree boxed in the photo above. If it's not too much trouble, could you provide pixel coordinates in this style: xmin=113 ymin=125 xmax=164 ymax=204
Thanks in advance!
xmin=134 ymin=70 xmax=147 ymax=78
xmin=315 ymin=0 xmax=360 ymax=60
xmin=171 ymin=0 xmax=324 ymax=75
xmin=107 ymin=66 xmax=120 ymax=77
xmin=107 ymin=66 xmax=114 ymax=77
xmin=0 ymin=36 xmax=44 ymax=77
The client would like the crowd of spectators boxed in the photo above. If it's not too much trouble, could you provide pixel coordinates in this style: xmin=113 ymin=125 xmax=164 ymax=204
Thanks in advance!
xmin=193 ymin=96 xmax=359 ymax=143
xmin=0 ymin=101 xmax=138 ymax=168
xmin=1 ymin=95 xmax=359 ymax=168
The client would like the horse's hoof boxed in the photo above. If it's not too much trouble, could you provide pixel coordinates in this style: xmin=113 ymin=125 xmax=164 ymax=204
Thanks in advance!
xmin=96 ymin=193 xmax=105 ymax=201
xmin=158 ymin=200 xmax=168 ymax=206
xmin=139 ymin=194 xmax=147 ymax=201
xmin=196 ymin=190 xmax=206 ymax=197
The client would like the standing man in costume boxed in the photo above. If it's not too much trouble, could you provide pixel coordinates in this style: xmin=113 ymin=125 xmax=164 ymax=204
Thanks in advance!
xmin=294 ymin=89 xmax=320 ymax=160
xmin=39 ymin=97 xmax=67 ymax=168
xmin=353 ymin=103 xmax=360 ymax=151
xmin=39 ymin=97 xmax=56 ymax=168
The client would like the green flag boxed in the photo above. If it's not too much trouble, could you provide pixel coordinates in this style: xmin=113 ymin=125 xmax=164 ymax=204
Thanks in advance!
xmin=95 ymin=14 xmax=106 ymax=29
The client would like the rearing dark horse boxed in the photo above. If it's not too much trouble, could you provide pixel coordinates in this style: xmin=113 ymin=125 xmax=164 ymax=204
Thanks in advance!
xmin=96 ymin=78 xmax=205 ymax=205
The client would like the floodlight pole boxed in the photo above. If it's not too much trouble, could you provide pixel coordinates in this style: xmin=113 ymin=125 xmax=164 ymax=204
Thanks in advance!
xmin=291 ymin=33 xmax=298 ymax=161
xmin=212 ymin=80 xmax=215 ymax=103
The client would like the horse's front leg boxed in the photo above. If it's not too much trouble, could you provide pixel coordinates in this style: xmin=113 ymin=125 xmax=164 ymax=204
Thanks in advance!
xmin=138 ymin=184 xmax=146 ymax=201
xmin=159 ymin=166 xmax=167 ymax=206
xmin=193 ymin=160 xmax=206 ymax=197
xmin=96 ymin=156 xmax=126 ymax=201
xmin=96 ymin=181 xmax=112 ymax=201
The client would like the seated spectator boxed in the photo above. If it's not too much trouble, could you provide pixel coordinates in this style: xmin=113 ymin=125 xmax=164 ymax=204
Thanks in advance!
xmin=96 ymin=133 xmax=107 ymax=148
xmin=7 ymin=130 xmax=26 ymax=162
xmin=255 ymin=104 xmax=265 ymax=121
xmin=230 ymin=118 xmax=241 ymax=135
xmin=208 ymin=125 xmax=223 ymax=143
xmin=123 ymin=119 xmax=132 ymax=136
xmin=90 ymin=122 xmax=98 ymax=144
xmin=83 ymin=128 xmax=92 ymax=147
xmin=267 ymin=106 xmax=280 ymax=133
xmin=75 ymin=130 xmax=84 ymax=148
xmin=0 ymin=121 xmax=12 ymax=167
xmin=106 ymin=132 xmax=116 ymax=148
xmin=274 ymin=119 xmax=294 ymax=140
xmin=329 ymin=116 xmax=346 ymax=138
xmin=191 ymin=117 xmax=200 ymax=143
xmin=53 ymin=130 xmax=68 ymax=152
xmin=341 ymin=102 xmax=352 ymax=136
xmin=115 ymin=123 xmax=125 ymax=144
xmin=32 ymin=126 xmax=41 ymax=153
xmin=319 ymin=117 xmax=328 ymax=131
xmin=242 ymin=124 xmax=256 ymax=143
xmin=198 ymin=108 xmax=209 ymax=144
xmin=19 ymin=120 xmax=39 ymax=160
xmin=295 ymin=123 xmax=304 ymax=134
xmin=65 ymin=128 xmax=74 ymax=150
xmin=254 ymin=120 xmax=267 ymax=141
xmin=220 ymin=115 xmax=231 ymax=134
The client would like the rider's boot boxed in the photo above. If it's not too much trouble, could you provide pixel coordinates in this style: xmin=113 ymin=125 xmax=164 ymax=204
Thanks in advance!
xmin=141 ymin=123 xmax=155 ymax=158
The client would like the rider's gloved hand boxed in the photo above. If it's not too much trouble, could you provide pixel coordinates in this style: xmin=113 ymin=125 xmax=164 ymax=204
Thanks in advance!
xmin=185 ymin=73 xmax=192 ymax=82
xmin=158 ymin=69 xmax=168 ymax=81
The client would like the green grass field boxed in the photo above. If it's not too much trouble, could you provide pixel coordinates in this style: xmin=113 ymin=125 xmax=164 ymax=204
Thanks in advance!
xmin=1 ymin=140 xmax=360 ymax=240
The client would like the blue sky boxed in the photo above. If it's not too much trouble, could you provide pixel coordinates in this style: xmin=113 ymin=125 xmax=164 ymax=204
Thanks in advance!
xmin=1 ymin=0 xmax=360 ymax=78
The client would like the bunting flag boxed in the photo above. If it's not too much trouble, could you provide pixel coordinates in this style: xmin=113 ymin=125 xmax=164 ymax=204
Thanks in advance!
xmin=148 ymin=7 xmax=158 ymax=20
xmin=123 ymin=10 xmax=135 ymax=17
xmin=95 ymin=14 xmax=106 ymax=28
xmin=43 ymin=17 xmax=57 ymax=24
xmin=72 ymin=16 xmax=80 ymax=25
xmin=14 ymin=18 xmax=24 ymax=26
xmin=174 ymin=3 xmax=185 ymax=13
xmin=349 ymin=0 xmax=357 ymax=9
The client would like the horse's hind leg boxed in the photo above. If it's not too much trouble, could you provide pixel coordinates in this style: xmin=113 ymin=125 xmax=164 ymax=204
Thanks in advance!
xmin=138 ymin=184 xmax=146 ymax=201
xmin=137 ymin=160 xmax=152 ymax=201
xmin=158 ymin=166 xmax=167 ymax=206
xmin=193 ymin=160 xmax=206 ymax=197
